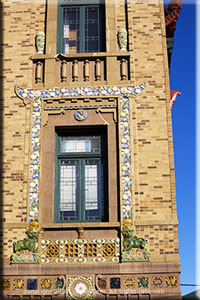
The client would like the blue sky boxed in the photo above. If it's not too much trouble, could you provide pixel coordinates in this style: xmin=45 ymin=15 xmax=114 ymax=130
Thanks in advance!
xmin=165 ymin=0 xmax=196 ymax=296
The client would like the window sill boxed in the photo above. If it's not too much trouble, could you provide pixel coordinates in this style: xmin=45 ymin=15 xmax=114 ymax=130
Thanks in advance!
xmin=42 ymin=222 xmax=120 ymax=229
xmin=30 ymin=51 xmax=130 ymax=61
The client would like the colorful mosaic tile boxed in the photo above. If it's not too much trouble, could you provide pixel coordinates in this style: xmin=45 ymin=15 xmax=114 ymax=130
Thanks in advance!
xmin=101 ymin=243 xmax=116 ymax=257
xmin=153 ymin=276 xmax=163 ymax=288
xmin=138 ymin=277 xmax=148 ymax=288
xmin=40 ymin=238 xmax=120 ymax=263
xmin=13 ymin=279 xmax=24 ymax=290
xmin=97 ymin=277 xmax=107 ymax=289
xmin=40 ymin=279 xmax=52 ymax=290
xmin=123 ymin=277 xmax=135 ymax=289
xmin=74 ymin=109 xmax=88 ymax=121
xmin=11 ymin=253 xmax=40 ymax=263
xmin=165 ymin=276 xmax=177 ymax=288
xmin=83 ymin=243 xmax=97 ymax=258
xmin=55 ymin=277 xmax=64 ymax=290
xmin=110 ymin=277 xmax=121 ymax=289
xmin=46 ymin=243 xmax=60 ymax=258
xmin=1 ymin=279 xmax=11 ymax=290
xmin=68 ymin=276 xmax=93 ymax=300
xmin=65 ymin=244 xmax=79 ymax=258
xmin=122 ymin=248 xmax=150 ymax=261
xmin=27 ymin=279 xmax=37 ymax=290
xmin=15 ymin=84 xmax=145 ymax=224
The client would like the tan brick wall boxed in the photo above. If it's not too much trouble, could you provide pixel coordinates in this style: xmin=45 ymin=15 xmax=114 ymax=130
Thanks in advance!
xmin=126 ymin=0 xmax=179 ymax=261
xmin=1 ymin=228 xmax=26 ymax=261
xmin=1 ymin=1 xmax=45 ymax=258
xmin=1 ymin=0 xmax=179 ymax=265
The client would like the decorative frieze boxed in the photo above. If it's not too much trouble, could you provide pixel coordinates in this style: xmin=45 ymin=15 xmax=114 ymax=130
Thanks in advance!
xmin=95 ymin=274 xmax=179 ymax=295
xmin=1 ymin=274 xmax=179 ymax=297
xmin=2 ymin=276 xmax=65 ymax=296
xmin=40 ymin=238 xmax=120 ymax=264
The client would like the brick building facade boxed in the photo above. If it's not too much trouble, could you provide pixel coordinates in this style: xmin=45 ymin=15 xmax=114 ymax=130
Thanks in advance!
xmin=0 ymin=0 xmax=181 ymax=299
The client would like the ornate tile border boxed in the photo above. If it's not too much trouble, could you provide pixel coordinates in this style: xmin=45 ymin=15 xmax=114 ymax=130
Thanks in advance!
xmin=15 ymin=84 xmax=145 ymax=224
xmin=95 ymin=274 xmax=179 ymax=295
xmin=40 ymin=238 xmax=120 ymax=263
xmin=1 ymin=273 xmax=179 ymax=296
xmin=1 ymin=276 xmax=66 ymax=296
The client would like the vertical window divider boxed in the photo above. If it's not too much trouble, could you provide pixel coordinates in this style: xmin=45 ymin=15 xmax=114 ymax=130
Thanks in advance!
xmin=80 ymin=6 xmax=85 ymax=53
xmin=54 ymin=134 xmax=60 ymax=222
xmin=80 ymin=159 xmax=85 ymax=222
xmin=57 ymin=5 xmax=63 ymax=53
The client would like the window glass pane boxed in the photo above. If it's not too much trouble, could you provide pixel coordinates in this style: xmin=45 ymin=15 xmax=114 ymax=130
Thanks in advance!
xmin=85 ymin=7 xmax=100 ymax=52
xmin=60 ymin=160 xmax=79 ymax=221
xmin=63 ymin=7 xmax=80 ymax=53
xmin=84 ymin=160 xmax=104 ymax=221
xmin=60 ymin=136 xmax=101 ymax=153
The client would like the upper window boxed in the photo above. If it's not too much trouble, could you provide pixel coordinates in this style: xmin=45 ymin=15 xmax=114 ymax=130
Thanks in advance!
xmin=54 ymin=128 xmax=107 ymax=222
xmin=57 ymin=0 xmax=105 ymax=54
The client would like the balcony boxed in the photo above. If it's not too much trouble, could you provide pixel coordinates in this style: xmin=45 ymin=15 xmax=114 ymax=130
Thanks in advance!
xmin=31 ymin=52 xmax=131 ymax=88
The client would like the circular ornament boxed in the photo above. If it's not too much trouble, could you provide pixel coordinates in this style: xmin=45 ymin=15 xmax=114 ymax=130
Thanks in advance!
xmin=68 ymin=277 xmax=93 ymax=299
xmin=124 ymin=276 xmax=135 ymax=289
xmin=74 ymin=110 xmax=88 ymax=121
xmin=152 ymin=276 xmax=162 ymax=288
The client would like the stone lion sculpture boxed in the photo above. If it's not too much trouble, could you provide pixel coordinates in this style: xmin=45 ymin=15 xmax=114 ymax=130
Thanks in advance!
xmin=122 ymin=225 xmax=147 ymax=251
xmin=13 ymin=227 xmax=39 ymax=253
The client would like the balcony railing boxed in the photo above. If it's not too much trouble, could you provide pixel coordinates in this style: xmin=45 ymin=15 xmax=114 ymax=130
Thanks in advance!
xmin=31 ymin=52 xmax=130 ymax=88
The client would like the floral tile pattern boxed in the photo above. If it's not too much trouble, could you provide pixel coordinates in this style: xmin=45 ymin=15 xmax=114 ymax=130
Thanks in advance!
xmin=15 ymin=84 xmax=145 ymax=223
xmin=68 ymin=276 xmax=93 ymax=300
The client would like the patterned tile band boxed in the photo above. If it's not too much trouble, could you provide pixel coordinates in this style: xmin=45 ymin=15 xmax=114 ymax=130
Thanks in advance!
xmin=40 ymin=238 xmax=120 ymax=263
xmin=15 ymin=84 xmax=145 ymax=223
xmin=2 ymin=274 xmax=178 ymax=296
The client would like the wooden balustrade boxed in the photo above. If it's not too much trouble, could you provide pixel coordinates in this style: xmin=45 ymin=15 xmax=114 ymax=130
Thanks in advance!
xmin=31 ymin=53 xmax=130 ymax=86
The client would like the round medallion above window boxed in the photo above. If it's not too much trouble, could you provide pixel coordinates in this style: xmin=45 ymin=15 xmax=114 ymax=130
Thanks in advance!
xmin=74 ymin=110 xmax=88 ymax=121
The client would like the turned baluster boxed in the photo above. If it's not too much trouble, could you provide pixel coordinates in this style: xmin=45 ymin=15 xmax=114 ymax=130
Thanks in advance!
xmin=95 ymin=59 xmax=101 ymax=81
xmin=35 ymin=61 xmax=42 ymax=84
xmin=72 ymin=60 xmax=78 ymax=82
xmin=61 ymin=60 xmax=67 ymax=82
xmin=84 ymin=60 xmax=89 ymax=81
xmin=121 ymin=58 xmax=127 ymax=81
